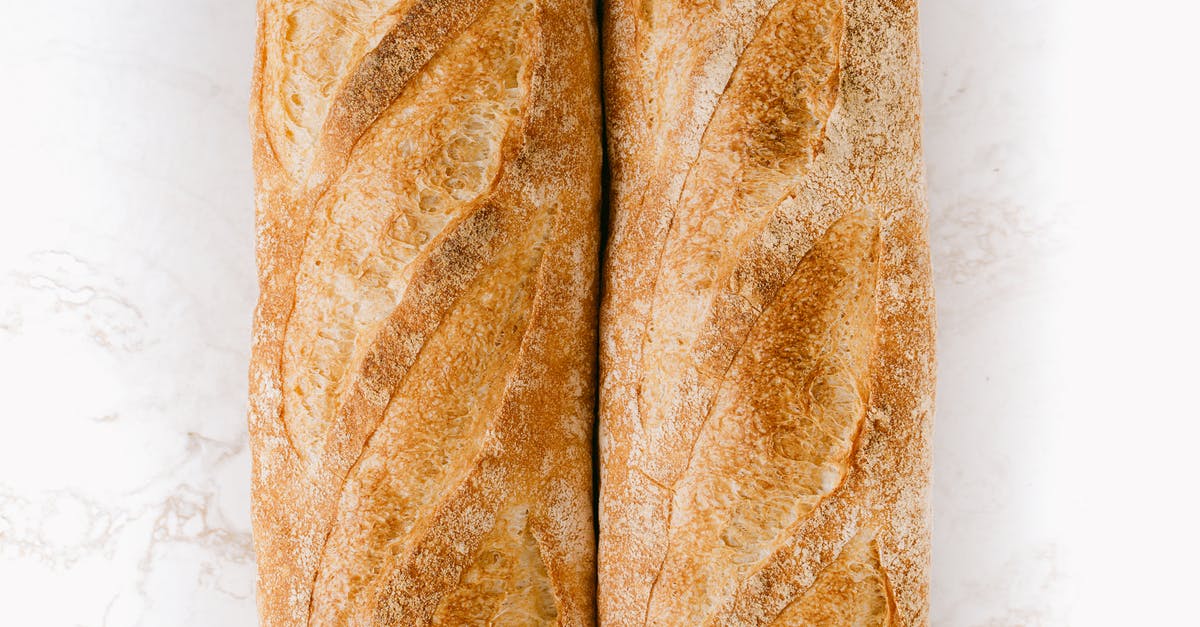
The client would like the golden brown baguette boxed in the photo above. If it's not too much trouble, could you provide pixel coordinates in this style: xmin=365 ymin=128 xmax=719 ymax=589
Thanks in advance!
xmin=597 ymin=0 xmax=936 ymax=624
xmin=247 ymin=0 xmax=601 ymax=624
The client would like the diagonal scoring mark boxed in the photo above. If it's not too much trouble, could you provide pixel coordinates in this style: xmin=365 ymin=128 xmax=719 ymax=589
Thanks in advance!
xmin=270 ymin=0 xmax=500 ymax=476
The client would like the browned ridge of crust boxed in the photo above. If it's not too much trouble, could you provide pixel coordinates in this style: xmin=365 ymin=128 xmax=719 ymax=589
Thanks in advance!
xmin=248 ymin=0 xmax=602 ymax=624
xmin=598 ymin=0 xmax=935 ymax=624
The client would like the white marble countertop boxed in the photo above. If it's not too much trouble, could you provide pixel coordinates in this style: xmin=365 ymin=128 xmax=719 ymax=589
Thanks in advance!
xmin=2 ymin=0 xmax=1196 ymax=624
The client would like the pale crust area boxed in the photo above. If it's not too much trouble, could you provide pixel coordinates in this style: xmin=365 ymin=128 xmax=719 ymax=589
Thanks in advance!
xmin=248 ymin=0 xmax=602 ymax=624
xmin=598 ymin=0 xmax=935 ymax=624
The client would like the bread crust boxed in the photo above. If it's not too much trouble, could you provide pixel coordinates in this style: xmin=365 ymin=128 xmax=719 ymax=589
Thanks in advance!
xmin=248 ymin=0 xmax=602 ymax=624
xmin=597 ymin=0 xmax=936 ymax=624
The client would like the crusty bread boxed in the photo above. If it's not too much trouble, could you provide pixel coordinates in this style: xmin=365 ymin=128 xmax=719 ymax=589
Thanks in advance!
xmin=247 ymin=0 xmax=602 ymax=624
xmin=597 ymin=0 xmax=936 ymax=624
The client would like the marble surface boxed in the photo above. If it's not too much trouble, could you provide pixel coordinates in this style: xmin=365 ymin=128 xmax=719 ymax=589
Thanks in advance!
xmin=1 ymin=0 xmax=1196 ymax=625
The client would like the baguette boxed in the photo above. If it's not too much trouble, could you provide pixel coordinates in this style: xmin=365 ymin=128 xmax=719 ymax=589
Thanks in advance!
xmin=247 ymin=0 xmax=602 ymax=624
xmin=597 ymin=0 xmax=936 ymax=624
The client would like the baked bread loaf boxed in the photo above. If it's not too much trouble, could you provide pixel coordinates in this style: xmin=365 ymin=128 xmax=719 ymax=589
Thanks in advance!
xmin=597 ymin=0 xmax=936 ymax=624
xmin=247 ymin=0 xmax=601 ymax=624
